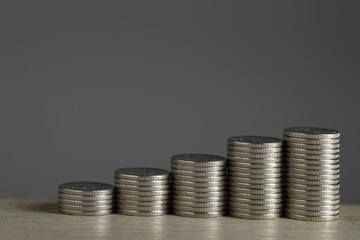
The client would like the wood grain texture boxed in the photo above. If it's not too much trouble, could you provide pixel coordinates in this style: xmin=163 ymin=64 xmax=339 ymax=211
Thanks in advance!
xmin=0 ymin=198 xmax=359 ymax=240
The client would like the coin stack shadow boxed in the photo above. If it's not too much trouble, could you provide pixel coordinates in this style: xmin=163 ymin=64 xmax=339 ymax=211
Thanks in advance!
xmin=284 ymin=127 xmax=340 ymax=221
xmin=114 ymin=168 xmax=171 ymax=216
xmin=227 ymin=136 xmax=284 ymax=219
xmin=171 ymin=154 xmax=227 ymax=218
xmin=58 ymin=182 xmax=115 ymax=216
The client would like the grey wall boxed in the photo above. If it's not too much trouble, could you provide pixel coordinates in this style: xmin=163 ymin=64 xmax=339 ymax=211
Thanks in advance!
xmin=0 ymin=1 xmax=359 ymax=203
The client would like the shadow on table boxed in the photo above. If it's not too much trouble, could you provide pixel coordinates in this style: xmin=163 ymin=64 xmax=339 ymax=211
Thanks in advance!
xmin=15 ymin=200 xmax=59 ymax=214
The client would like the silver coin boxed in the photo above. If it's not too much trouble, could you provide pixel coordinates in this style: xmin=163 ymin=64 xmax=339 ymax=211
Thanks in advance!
xmin=228 ymin=181 xmax=282 ymax=189
xmin=172 ymin=194 xmax=227 ymax=203
xmin=228 ymin=171 xmax=282 ymax=179
xmin=58 ymin=203 xmax=113 ymax=211
xmin=58 ymin=192 xmax=114 ymax=201
xmin=114 ymin=168 xmax=170 ymax=180
xmin=172 ymin=199 xmax=225 ymax=207
xmin=171 ymin=168 xmax=225 ymax=177
xmin=229 ymin=207 xmax=282 ymax=215
xmin=229 ymin=186 xmax=282 ymax=194
xmin=283 ymin=136 xmax=340 ymax=144
xmin=227 ymin=155 xmax=282 ymax=164
xmin=286 ymin=193 xmax=340 ymax=201
xmin=228 ymin=151 xmax=282 ymax=159
xmin=58 ymin=182 xmax=114 ymax=196
xmin=285 ymin=213 xmax=339 ymax=222
xmin=285 ymin=152 xmax=340 ymax=160
xmin=229 ymin=211 xmax=281 ymax=219
xmin=285 ymin=188 xmax=340 ymax=196
xmin=116 ymin=194 xmax=169 ymax=202
xmin=228 ymin=201 xmax=282 ymax=210
xmin=285 ymin=162 xmax=340 ymax=170
xmin=116 ymin=189 xmax=170 ymax=196
xmin=285 ymin=172 xmax=339 ymax=180
xmin=286 ymin=203 xmax=339 ymax=211
xmin=227 ymin=145 xmax=283 ymax=153
xmin=172 ymin=204 xmax=226 ymax=213
xmin=285 ymin=208 xmax=340 ymax=217
xmin=229 ymin=192 xmax=283 ymax=200
xmin=114 ymin=178 xmax=169 ymax=187
xmin=115 ymin=184 xmax=170 ymax=191
xmin=285 ymin=142 xmax=340 ymax=150
xmin=117 ymin=208 xmax=168 ymax=216
xmin=285 ymin=198 xmax=340 ymax=206
xmin=171 ymin=154 xmax=227 ymax=167
xmin=285 ymin=182 xmax=340 ymax=191
xmin=173 ymin=190 xmax=226 ymax=198
xmin=229 ymin=196 xmax=283 ymax=204
xmin=286 ymin=177 xmax=340 ymax=186
xmin=285 ymin=168 xmax=340 ymax=176
xmin=228 ymin=160 xmax=283 ymax=169
xmin=171 ymin=163 xmax=226 ymax=172
xmin=284 ymin=127 xmax=340 ymax=139
xmin=118 ymin=204 xmax=169 ymax=211
xmin=229 ymin=166 xmax=282 ymax=174
xmin=227 ymin=136 xmax=283 ymax=148
xmin=172 ymin=179 xmax=226 ymax=187
xmin=58 ymin=198 xmax=114 ymax=206
xmin=286 ymin=147 xmax=340 ymax=155
xmin=228 ymin=177 xmax=282 ymax=185
xmin=171 ymin=174 xmax=226 ymax=182
xmin=285 ymin=157 xmax=340 ymax=165
xmin=172 ymin=210 xmax=224 ymax=218
xmin=117 ymin=199 xmax=169 ymax=206
xmin=59 ymin=208 xmax=113 ymax=216
xmin=173 ymin=185 xmax=226 ymax=192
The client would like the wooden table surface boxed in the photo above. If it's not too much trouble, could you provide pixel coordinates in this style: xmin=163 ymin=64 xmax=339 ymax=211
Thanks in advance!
xmin=0 ymin=198 xmax=359 ymax=240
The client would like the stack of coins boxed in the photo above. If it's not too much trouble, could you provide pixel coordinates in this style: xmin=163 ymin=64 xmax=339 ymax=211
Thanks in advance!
xmin=58 ymin=182 xmax=114 ymax=216
xmin=171 ymin=154 xmax=227 ymax=218
xmin=284 ymin=127 xmax=340 ymax=222
xmin=227 ymin=136 xmax=283 ymax=219
xmin=114 ymin=168 xmax=171 ymax=216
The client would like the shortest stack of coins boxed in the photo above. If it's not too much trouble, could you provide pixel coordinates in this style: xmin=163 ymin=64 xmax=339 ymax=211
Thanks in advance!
xmin=171 ymin=154 xmax=227 ymax=218
xmin=227 ymin=136 xmax=283 ymax=220
xmin=58 ymin=182 xmax=114 ymax=216
xmin=115 ymin=168 xmax=171 ymax=216
xmin=284 ymin=127 xmax=340 ymax=222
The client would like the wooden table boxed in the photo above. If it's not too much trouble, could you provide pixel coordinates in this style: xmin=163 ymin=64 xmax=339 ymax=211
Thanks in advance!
xmin=1 ymin=198 xmax=359 ymax=239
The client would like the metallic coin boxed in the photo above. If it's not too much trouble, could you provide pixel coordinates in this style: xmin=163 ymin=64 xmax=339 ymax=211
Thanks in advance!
xmin=227 ymin=136 xmax=283 ymax=148
xmin=227 ymin=145 xmax=283 ymax=153
xmin=285 ymin=213 xmax=339 ymax=222
xmin=228 ymin=171 xmax=282 ymax=179
xmin=172 ymin=179 xmax=226 ymax=187
xmin=171 ymin=154 xmax=227 ymax=167
xmin=285 ymin=142 xmax=340 ymax=150
xmin=117 ymin=199 xmax=169 ymax=206
xmin=285 ymin=188 xmax=340 ymax=196
xmin=286 ymin=193 xmax=340 ymax=201
xmin=228 ymin=181 xmax=281 ymax=189
xmin=228 ymin=177 xmax=282 ymax=185
xmin=284 ymin=127 xmax=340 ymax=139
xmin=172 ymin=194 xmax=227 ymax=203
xmin=173 ymin=190 xmax=226 ymax=198
xmin=59 ymin=208 xmax=113 ymax=216
xmin=229 ymin=207 xmax=282 ymax=215
xmin=286 ymin=203 xmax=339 ymax=211
xmin=229 ymin=192 xmax=283 ymax=200
xmin=285 ymin=157 xmax=340 ymax=165
xmin=285 ymin=198 xmax=340 ymax=206
xmin=286 ymin=147 xmax=340 ymax=155
xmin=116 ymin=194 xmax=169 ymax=202
xmin=227 ymin=155 xmax=282 ymax=164
xmin=285 ymin=162 xmax=340 ymax=170
xmin=173 ymin=185 xmax=226 ymax=192
xmin=228 ymin=161 xmax=283 ymax=169
xmin=229 ymin=186 xmax=282 ymax=194
xmin=285 ymin=172 xmax=339 ymax=180
xmin=229 ymin=166 xmax=282 ymax=174
xmin=117 ymin=208 xmax=168 ymax=216
xmin=114 ymin=178 xmax=169 ymax=187
xmin=115 ymin=184 xmax=170 ymax=191
xmin=172 ymin=199 xmax=225 ymax=207
xmin=171 ymin=174 xmax=226 ymax=182
xmin=283 ymin=136 xmax=340 ymax=144
xmin=285 ymin=208 xmax=340 ymax=217
xmin=172 ymin=204 xmax=226 ymax=213
xmin=114 ymin=168 xmax=170 ymax=180
xmin=285 ymin=168 xmax=340 ymax=176
xmin=58 ymin=182 xmax=114 ymax=196
xmin=228 ymin=201 xmax=282 ymax=210
xmin=118 ymin=204 xmax=169 ymax=211
xmin=285 ymin=152 xmax=340 ymax=160
xmin=229 ymin=196 xmax=283 ymax=204
xmin=285 ymin=182 xmax=340 ymax=191
xmin=286 ymin=177 xmax=340 ymax=186
xmin=229 ymin=211 xmax=281 ymax=219
xmin=116 ymin=189 xmax=170 ymax=196
xmin=170 ymin=163 xmax=226 ymax=172
xmin=58 ymin=192 xmax=113 ymax=201
xmin=58 ymin=203 xmax=113 ymax=211
xmin=171 ymin=168 xmax=225 ymax=177
xmin=172 ymin=210 xmax=224 ymax=218
xmin=58 ymin=198 xmax=114 ymax=206
xmin=228 ymin=151 xmax=282 ymax=159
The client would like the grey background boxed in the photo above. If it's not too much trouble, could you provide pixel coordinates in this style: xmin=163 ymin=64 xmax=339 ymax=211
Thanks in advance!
xmin=0 ymin=1 xmax=359 ymax=203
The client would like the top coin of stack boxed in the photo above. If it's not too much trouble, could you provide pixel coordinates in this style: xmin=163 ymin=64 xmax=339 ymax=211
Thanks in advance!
xmin=284 ymin=127 xmax=340 ymax=222
xmin=58 ymin=182 xmax=115 ymax=216
xmin=171 ymin=154 xmax=227 ymax=218
xmin=227 ymin=136 xmax=283 ymax=220
xmin=114 ymin=168 xmax=171 ymax=216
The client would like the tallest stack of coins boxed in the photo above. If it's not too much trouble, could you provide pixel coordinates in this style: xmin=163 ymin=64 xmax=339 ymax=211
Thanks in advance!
xmin=284 ymin=127 xmax=341 ymax=221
